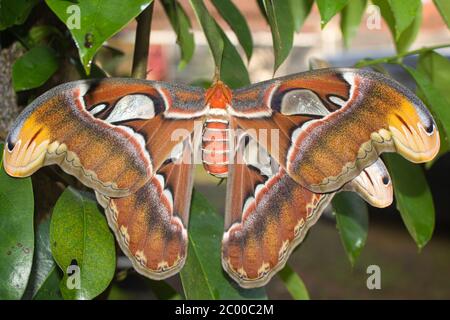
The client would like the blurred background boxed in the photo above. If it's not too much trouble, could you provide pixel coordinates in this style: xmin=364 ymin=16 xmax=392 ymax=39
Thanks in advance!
xmin=100 ymin=0 xmax=450 ymax=299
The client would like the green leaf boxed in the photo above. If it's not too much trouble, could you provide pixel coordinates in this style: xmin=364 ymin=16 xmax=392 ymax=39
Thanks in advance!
xmin=256 ymin=0 xmax=269 ymax=25
xmin=333 ymin=192 xmax=369 ymax=266
xmin=0 ymin=0 xmax=39 ymax=30
xmin=434 ymin=0 xmax=450 ymax=28
xmin=12 ymin=45 xmax=59 ymax=91
xmin=45 ymin=0 xmax=152 ymax=74
xmin=289 ymin=0 xmax=314 ymax=32
xmin=23 ymin=216 xmax=58 ymax=300
xmin=388 ymin=0 xmax=421 ymax=40
xmin=33 ymin=267 xmax=63 ymax=300
xmin=27 ymin=25 xmax=64 ymax=47
xmin=190 ymin=78 xmax=212 ymax=89
xmin=263 ymin=0 xmax=294 ymax=72
xmin=161 ymin=0 xmax=195 ymax=69
xmin=316 ymin=0 xmax=349 ymax=27
xmin=278 ymin=264 xmax=310 ymax=300
xmin=189 ymin=0 xmax=224 ymax=69
xmin=417 ymin=51 xmax=450 ymax=104
xmin=0 ymin=143 xmax=34 ymax=300
xmin=372 ymin=0 xmax=422 ymax=54
xmin=219 ymin=27 xmax=250 ymax=89
xmin=50 ymin=187 xmax=116 ymax=300
xmin=180 ymin=191 xmax=267 ymax=300
xmin=189 ymin=0 xmax=248 ymax=87
xmin=403 ymin=65 xmax=450 ymax=150
xmin=340 ymin=0 xmax=367 ymax=48
xmin=383 ymin=154 xmax=435 ymax=249
xmin=211 ymin=0 xmax=253 ymax=61
xmin=394 ymin=4 xmax=422 ymax=54
xmin=416 ymin=51 xmax=450 ymax=165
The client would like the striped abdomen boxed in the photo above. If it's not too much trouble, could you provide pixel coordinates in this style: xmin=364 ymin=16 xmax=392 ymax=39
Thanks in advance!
xmin=202 ymin=119 xmax=230 ymax=178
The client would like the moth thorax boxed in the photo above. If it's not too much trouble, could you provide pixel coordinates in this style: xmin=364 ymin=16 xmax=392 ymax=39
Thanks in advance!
xmin=202 ymin=119 xmax=230 ymax=178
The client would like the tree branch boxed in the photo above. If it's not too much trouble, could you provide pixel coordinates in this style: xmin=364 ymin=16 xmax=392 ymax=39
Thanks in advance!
xmin=355 ymin=44 xmax=450 ymax=68
xmin=131 ymin=2 xmax=155 ymax=79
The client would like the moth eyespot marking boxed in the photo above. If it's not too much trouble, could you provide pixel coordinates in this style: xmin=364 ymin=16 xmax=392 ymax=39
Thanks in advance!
xmin=425 ymin=123 xmax=435 ymax=135
xmin=105 ymin=94 xmax=155 ymax=123
xmin=280 ymin=89 xmax=329 ymax=116
xmin=6 ymin=136 xmax=16 ymax=152
xmin=89 ymin=103 xmax=107 ymax=115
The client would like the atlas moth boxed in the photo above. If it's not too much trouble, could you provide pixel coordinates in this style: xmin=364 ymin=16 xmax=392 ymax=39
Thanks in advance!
xmin=3 ymin=68 xmax=439 ymax=288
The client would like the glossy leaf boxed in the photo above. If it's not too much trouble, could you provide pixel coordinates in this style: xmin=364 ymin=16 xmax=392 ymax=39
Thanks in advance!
xmin=180 ymin=191 xmax=267 ymax=300
xmin=388 ymin=0 xmax=421 ymax=40
xmin=50 ymin=187 xmax=116 ymax=300
xmin=0 ymin=143 xmax=34 ymax=300
xmin=256 ymin=0 xmax=269 ymax=25
xmin=23 ymin=216 xmax=57 ymax=300
xmin=45 ymin=0 xmax=152 ymax=74
xmin=12 ymin=46 xmax=59 ymax=91
xmin=33 ymin=267 xmax=63 ymax=300
xmin=0 ymin=0 xmax=39 ymax=30
xmin=161 ymin=0 xmax=195 ymax=69
xmin=211 ymin=0 xmax=253 ymax=61
xmin=289 ymin=0 xmax=314 ymax=32
xmin=263 ymin=0 xmax=294 ymax=72
xmin=384 ymin=154 xmax=435 ymax=249
xmin=416 ymin=52 xmax=450 ymax=165
xmin=278 ymin=264 xmax=310 ymax=300
xmin=434 ymin=0 xmax=450 ymax=28
xmin=189 ymin=0 xmax=224 ymax=69
xmin=417 ymin=51 xmax=450 ymax=105
xmin=372 ymin=0 xmax=422 ymax=54
xmin=333 ymin=192 xmax=369 ymax=266
xmin=393 ymin=4 xmax=422 ymax=54
xmin=316 ymin=0 xmax=349 ymax=27
xmin=189 ymin=0 xmax=249 ymax=88
xmin=340 ymin=0 xmax=367 ymax=48
xmin=219 ymin=27 xmax=251 ymax=89
xmin=403 ymin=64 xmax=450 ymax=150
